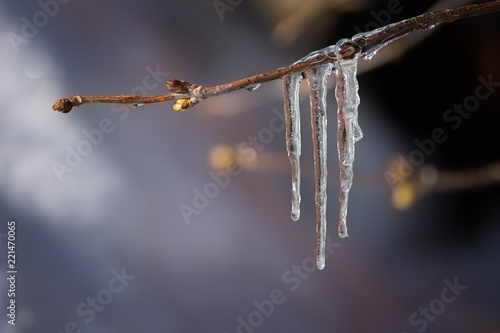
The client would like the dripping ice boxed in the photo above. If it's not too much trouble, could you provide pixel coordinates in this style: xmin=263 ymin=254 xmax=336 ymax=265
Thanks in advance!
xmin=281 ymin=38 xmax=363 ymax=269
xmin=334 ymin=53 xmax=363 ymax=238
xmin=283 ymin=74 xmax=302 ymax=221
xmin=306 ymin=63 xmax=333 ymax=270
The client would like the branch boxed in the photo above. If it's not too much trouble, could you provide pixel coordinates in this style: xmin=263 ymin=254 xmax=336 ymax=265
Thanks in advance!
xmin=53 ymin=1 xmax=500 ymax=113
xmin=352 ymin=1 xmax=500 ymax=58
xmin=390 ymin=162 xmax=500 ymax=210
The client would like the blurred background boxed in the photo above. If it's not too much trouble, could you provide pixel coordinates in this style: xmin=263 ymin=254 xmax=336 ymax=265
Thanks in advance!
xmin=0 ymin=0 xmax=499 ymax=332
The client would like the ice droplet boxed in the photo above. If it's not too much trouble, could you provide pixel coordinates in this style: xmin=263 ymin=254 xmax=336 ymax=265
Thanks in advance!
xmin=246 ymin=83 xmax=261 ymax=91
xmin=334 ymin=40 xmax=363 ymax=238
xmin=305 ymin=63 xmax=333 ymax=270
xmin=283 ymin=74 xmax=302 ymax=221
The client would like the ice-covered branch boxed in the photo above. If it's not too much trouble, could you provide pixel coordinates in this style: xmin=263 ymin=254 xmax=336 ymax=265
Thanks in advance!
xmin=53 ymin=1 xmax=500 ymax=113
xmin=352 ymin=1 xmax=500 ymax=60
xmin=52 ymin=1 xmax=500 ymax=270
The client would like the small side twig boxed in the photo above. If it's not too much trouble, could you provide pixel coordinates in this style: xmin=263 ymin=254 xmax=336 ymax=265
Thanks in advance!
xmin=53 ymin=1 xmax=500 ymax=113
xmin=390 ymin=162 xmax=500 ymax=210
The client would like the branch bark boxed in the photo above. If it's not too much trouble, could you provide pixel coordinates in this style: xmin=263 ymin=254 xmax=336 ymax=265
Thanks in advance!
xmin=53 ymin=1 xmax=500 ymax=113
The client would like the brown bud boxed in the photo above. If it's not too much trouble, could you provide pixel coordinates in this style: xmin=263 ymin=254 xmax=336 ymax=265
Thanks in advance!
xmin=52 ymin=99 xmax=74 ymax=113
xmin=166 ymin=79 xmax=195 ymax=93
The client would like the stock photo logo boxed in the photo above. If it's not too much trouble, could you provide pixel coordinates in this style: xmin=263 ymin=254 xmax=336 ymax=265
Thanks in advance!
xmin=178 ymin=108 xmax=285 ymax=224
xmin=50 ymin=267 xmax=135 ymax=333
xmin=224 ymin=238 xmax=340 ymax=333
xmin=353 ymin=0 xmax=406 ymax=34
xmin=213 ymin=0 xmax=244 ymax=21
xmin=7 ymin=0 xmax=73 ymax=53
xmin=400 ymin=277 xmax=467 ymax=333
xmin=51 ymin=65 xmax=170 ymax=182
xmin=385 ymin=74 xmax=500 ymax=195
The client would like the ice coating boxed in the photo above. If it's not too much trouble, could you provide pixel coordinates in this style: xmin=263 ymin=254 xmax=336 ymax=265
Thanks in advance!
xmin=352 ymin=21 xmax=413 ymax=60
xmin=351 ymin=11 xmax=454 ymax=60
xmin=305 ymin=63 xmax=333 ymax=270
xmin=283 ymin=74 xmax=302 ymax=221
xmin=335 ymin=56 xmax=362 ymax=238
xmin=293 ymin=45 xmax=336 ymax=66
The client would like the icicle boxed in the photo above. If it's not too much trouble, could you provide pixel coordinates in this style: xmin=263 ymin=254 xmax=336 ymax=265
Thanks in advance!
xmin=305 ymin=63 xmax=333 ymax=270
xmin=334 ymin=39 xmax=363 ymax=239
xmin=283 ymin=74 xmax=302 ymax=221
xmin=282 ymin=39 xmax=362 ymax=269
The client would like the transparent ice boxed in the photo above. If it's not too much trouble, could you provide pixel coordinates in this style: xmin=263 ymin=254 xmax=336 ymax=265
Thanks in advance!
xmin=283 ymin=74 xmax=302 ymax=221
xmin=292 ymin=45 xmax=336 ymax=66
xmin=281 ymin=39 xmax=362 ymax=269
xmin=334 ymin=57 xmax=362 ymax=238
xmin=351 ymin=20 xmax=422 ymax=60
xmin=305 ymin=63 xmax=333 ymax=270
xmin=246 ymin=83 xmax=261 ymax=91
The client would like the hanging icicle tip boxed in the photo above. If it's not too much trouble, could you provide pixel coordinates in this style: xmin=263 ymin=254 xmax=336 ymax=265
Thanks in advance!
xmin=305 ymin=63 xmax=333 ymax=270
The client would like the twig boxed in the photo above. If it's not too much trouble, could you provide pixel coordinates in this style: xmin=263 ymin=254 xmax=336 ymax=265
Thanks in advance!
xmin=352 ymin=1 xmax=500 ymax=57
xmin=53 ymin=1 xmax=500 ymax=113
xmin=390 ymin=162 xmax=500 ymax=210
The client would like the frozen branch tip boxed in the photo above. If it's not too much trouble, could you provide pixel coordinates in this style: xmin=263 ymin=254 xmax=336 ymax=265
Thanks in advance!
xmin=52 ymin=1 xmax=500 ymax=270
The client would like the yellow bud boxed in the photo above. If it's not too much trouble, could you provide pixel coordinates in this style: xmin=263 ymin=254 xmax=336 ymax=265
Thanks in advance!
xmin=391 ymin=181 xmax=415 ymax=210
xmin=208 ymin=145 xmax=235 ymax=170
xmin=172 ymin=99 xmax=193 ymax=111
